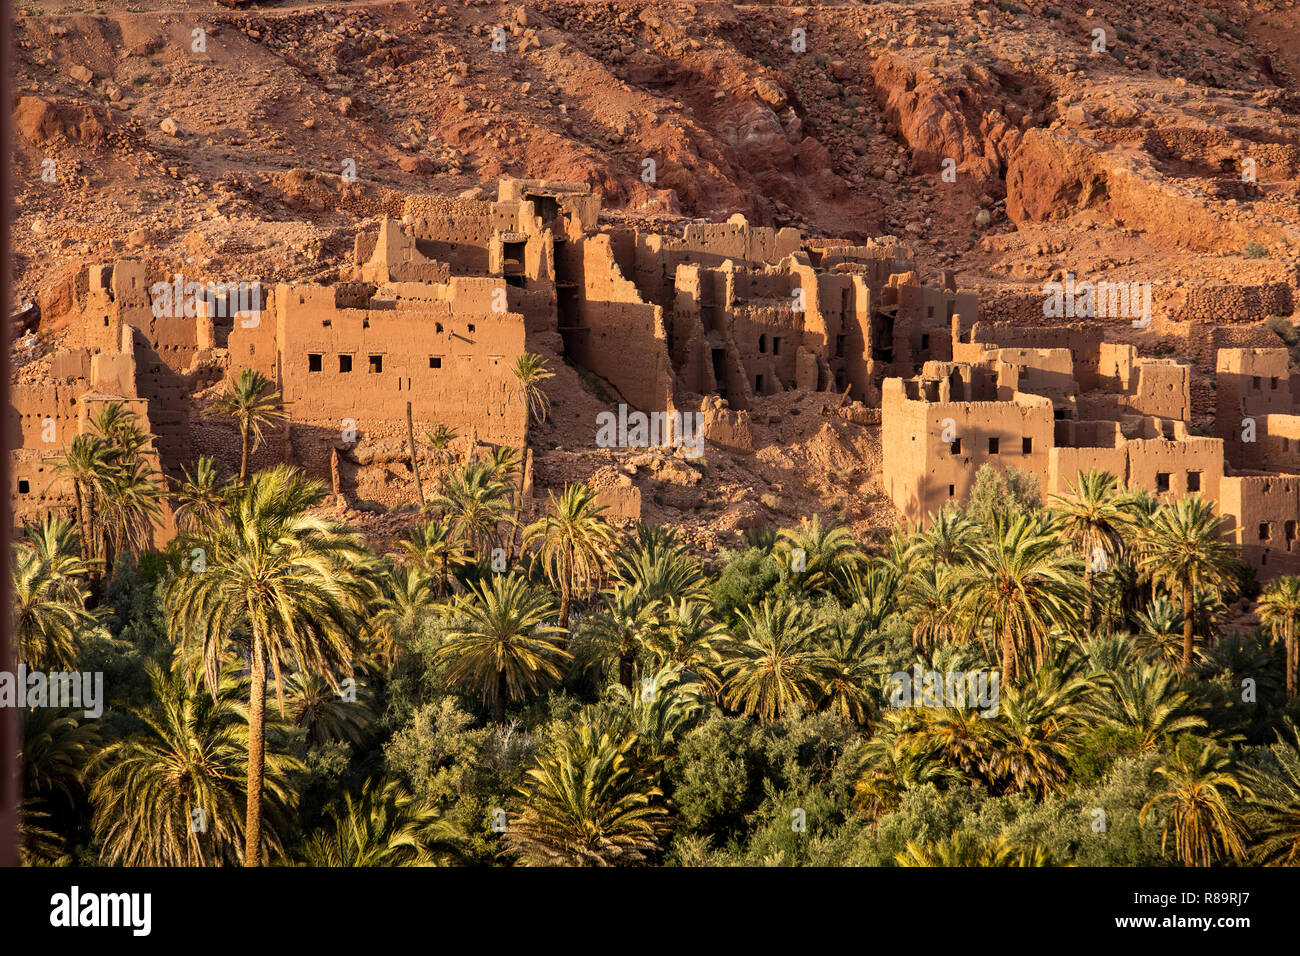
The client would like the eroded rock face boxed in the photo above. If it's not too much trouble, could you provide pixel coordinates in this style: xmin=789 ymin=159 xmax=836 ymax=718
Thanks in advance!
xmin=15 ymin=96 xmax=112 ymax=146
xmin=870 ymin=54 xmax=1002 ymax=191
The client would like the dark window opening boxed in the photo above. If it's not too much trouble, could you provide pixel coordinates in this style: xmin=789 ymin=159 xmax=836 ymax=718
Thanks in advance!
xmin=369 ymin=355 xmax=383 ymax=373
xmin=17 ymin=480 xmax=29 ymax=494
xmin=430 ymin=356 xmax=442 ymax=369
xmin=1187 ymin=470 xmax=1201 ymax=492
xmin=308 ymin=353 xmax=322 ymax=372
xmin=772 ymin=337 xmax=781 ymax=356
xmin=1156 ymin=472 xmax=1170 ymax=493
xmin=758 ymin=334 xmax=767 ymax=353
xmin=948 ymin=484 xmax=955 ymax=497
xmin=987 ymin=437 xmax=999 ymax=454
xmin=836 ymin=334 xmax=847 ymax=357
xmin=436 ymin=323 xmax=444 ymax=333
xmin=1272 ymin=377 xmax=1280 ymax=390
xmin=1253 ymin=376 xmax=1262 ymax=389
xmin=951 ymin=437 xmax=962 ymax=455
xmin=339 ymin=354 xmax=353 ymax=373
xmin=1260 ymin=522 xmax=1272 ymax=541
xmin=1286 ymin=520 xmax=1297 ymax=543
xmin=755 ymin=374 xmax=765 ymax=394
xmin=467 ymin=324 xmax=476 ymax=334
xmin=920 ymin=333 xmax=930 ymax=351
xmin=1022 ymin=437 xmax=1033 ymax=454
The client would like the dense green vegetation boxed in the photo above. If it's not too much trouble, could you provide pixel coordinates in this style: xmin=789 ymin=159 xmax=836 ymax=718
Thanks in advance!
xmin=12 ymin=369 xmax=1300 ymax=867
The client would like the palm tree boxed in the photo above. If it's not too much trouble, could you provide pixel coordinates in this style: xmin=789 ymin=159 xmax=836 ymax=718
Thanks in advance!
xmin=1258 ymin=576 xmax=1300 ymax=698
xmin=852 ymin=711 xmax=965 ymax=820
xmin=1051 ymin=469 xmax=1127 ymax=635
xmin=1247 ymin=718 xmax=1300 ymax=865
xmin=433 ymin=573 xmax=570 ymax=723
xmin=844 ymin=563 xmax=900 ymax=630
xmin=1092 ymin=662 xmax=1206 ymax=753
xmin=90 ymin=662 xmax=301 ymax=866
xmin=56 ymin=433 xmax=117 ymax=568
xmin=89 ymin=400 xmax=148 ymax=459
xmin=282 ymin=669 xmax=375 ymax=747
xmin=896 ymin=831 xmax=1058 ymax=866
xmin=721 ymin=598 xmax=825 ymax=723
xmin=11 ymin=521 xmax=99 ymax=669
xmin=610 ymin=525 xmax=710 ymax=607
xmin=902 ymin=563 xmax=961 ymax=649
xmin=165 ymin=465 xmax=368 ymax=866
xmin=818 ymin=617 xmax=883 ymax=726
xmin=907 ymin=508 xmax=979 ymax=569
xmin=953 ymin=514 xmax=1083 ymax=682
xmin=579 ymin=586 xmax=663 ymax=689
xmin=98 ymin=455 xmax=163 ymax=569
xmin=643 ymin=598 xmax=728 ymax=695
xmin=365 ymin=562 xmax=437 ymax=668
xmin=985 ymin=666 xmax=1090 ymax=797
xmin=430 ymin=460 xmax=513 ymax=558
xmin=1136 ymin=497 xmax=1238 ymax=674
xmin=1133 ymin=596 xmax=1186 ymax=667
xmin=504 ymin=708 xmax=670 ymax=866
xmin=209 ymin=368 xmax=289 ymax=482
xmin=776 ymin=514 xmax=862 ymax=594
xmin=509 ymin=352 xmax=554 ymax=427
xmin=524 ymin=483 xmax=615 ymax=633
xmin=1140 ymin=742 xmax=1250 ymax=866
xmin=171 ymin=456 xmax=229 ymax=533
xmin=296 ymin=779 xmax=463 ymax=866
xmin=400 ymin=515 xmax=467 ymax=596
xmin=424 ymin=423 xmax=460 ymax=491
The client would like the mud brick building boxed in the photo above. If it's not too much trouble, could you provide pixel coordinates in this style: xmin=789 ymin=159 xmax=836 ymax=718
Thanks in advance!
xmin=10 ymin=178 xmax=1300 ymax=578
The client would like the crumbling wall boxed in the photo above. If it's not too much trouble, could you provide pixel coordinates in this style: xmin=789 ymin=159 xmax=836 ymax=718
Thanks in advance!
xmin=1220 ymin=475 xmax=1300 ymax=578
xmin=1216 ymin=348 xmax=1293 ymax=468
xmin=558 ymin=235 xmax=675 ymax=416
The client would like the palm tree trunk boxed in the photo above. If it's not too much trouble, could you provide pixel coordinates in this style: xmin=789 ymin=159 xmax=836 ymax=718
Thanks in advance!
xmin=558 ymin=545 xmax=573 ymax=638
xmin=239 ymin=421 xmax=251 ymax=483
xmin=1083 ymin=567 xmax=1094 ymax=636
xmin=1181 ymin=582 xmax=1195 ymax=675
xmin=72 ymin=481 xmax=88 ymax=562
xmin=1288 ymin=618 xmax=1297 ymax=699
xmin=1000 ymin=619 xmax=1016 ymax=684
xmin=407 ymin=402 xmax=425 ymax=510
xmin=244 ymin=635 xmax=267 ymax=867
xmin=494 ymin=669 xmax=507 ymax=724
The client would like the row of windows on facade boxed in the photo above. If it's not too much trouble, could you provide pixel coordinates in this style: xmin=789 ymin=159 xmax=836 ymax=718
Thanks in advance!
xmin=941 ymin=469 xmax=1206 ymax=496
xmin=948 ymin=436 xmax=1036 ymax=455
xmin=308 ymin=354 xmax=452 ymax=373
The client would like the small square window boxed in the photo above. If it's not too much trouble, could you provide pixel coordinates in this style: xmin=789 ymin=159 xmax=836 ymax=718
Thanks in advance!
xmin=339 ymin=354 xmax=353 ymax=373
xmin=17 ymin=480 xmax=29 ymax=494
xmin=1259 ymin=522 xmax=1272 ymax=541
xmin=987 ymin=437 xmax=999 ymax=454
xmin=1022 ymin=437 xmax=1033 ymax=454
xmin=308 ymin=353 xmax=322 ymax=372
xmin=1186 ymin=471 xmax=1201 ymax=492
xmin=1253 ymin=376 xmax=1262 ymax=389
xmin=467 ymin=324 xmax=476 ymax=334
xmin=436 ymin=323 xmax=444 ymax=333
xmin=1156 ymin=472 xmax=1170 ymax=493
xmin=430 ymin=356 xmax=442 ymax=369
xmin=369 ymin=354 xmax=383 ymax=373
